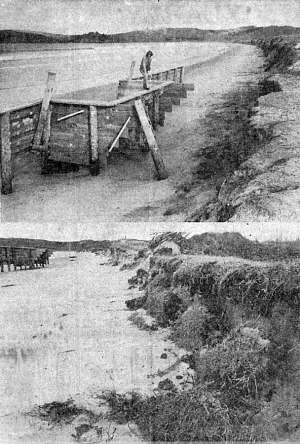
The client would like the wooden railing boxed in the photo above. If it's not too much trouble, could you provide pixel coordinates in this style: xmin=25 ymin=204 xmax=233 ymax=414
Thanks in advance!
xmin=133 ymin=65 xmax=185 ymax=83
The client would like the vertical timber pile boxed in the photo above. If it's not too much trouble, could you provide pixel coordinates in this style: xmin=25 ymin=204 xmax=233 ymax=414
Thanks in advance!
xmin=32 ymin=72 xmax=56 ymax=151
xmin=0 ymin=112 xmax=12 ymax=194
xmin=89 ymin=105 xmax=102 ymax=175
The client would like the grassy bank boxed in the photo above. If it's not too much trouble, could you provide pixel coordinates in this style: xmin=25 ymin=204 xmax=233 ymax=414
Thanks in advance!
xmin=109 ymin=232 xmax=300 ymax=442
xmin=186 ymin=39 xmax=297 ymax=222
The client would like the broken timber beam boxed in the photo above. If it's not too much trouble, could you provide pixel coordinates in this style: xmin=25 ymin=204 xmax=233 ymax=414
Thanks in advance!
xmin=0 ymin=112 xmax=12 ymax=194
xmin=134 ymin=99 xmax=168 ymax=180
xmin=32 ymin=72 xmax=56 ymax=151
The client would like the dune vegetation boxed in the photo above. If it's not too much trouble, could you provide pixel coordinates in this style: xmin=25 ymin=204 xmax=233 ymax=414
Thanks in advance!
xmin=107 ymin=232 xmax=300 ymax=442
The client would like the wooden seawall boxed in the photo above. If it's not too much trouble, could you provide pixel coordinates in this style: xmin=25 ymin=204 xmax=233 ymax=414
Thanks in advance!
xmin=0 ymin=246 xmax=51 ymax=272
xmin=0 ymin=65 xmax=194 ymax=194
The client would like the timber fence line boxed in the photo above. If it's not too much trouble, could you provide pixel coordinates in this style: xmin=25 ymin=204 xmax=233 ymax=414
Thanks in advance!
xmin=0 ymin=246 xmax=51 ymax=272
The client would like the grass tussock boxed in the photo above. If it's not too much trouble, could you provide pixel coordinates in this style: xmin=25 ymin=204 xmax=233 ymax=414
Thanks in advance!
xmin=257 ymin=38 xmax=297 ymax=72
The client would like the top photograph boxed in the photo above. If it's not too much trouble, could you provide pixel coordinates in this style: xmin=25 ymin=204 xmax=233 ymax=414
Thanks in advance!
xmin=1 ymin=0 xmax=300 ymax=223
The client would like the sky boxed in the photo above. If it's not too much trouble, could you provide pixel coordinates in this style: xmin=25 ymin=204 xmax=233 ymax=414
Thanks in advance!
xmin=0 ymin=222 xmax=300 ymax=242
xmin=1 ymin=0 xmax=300 ymax=34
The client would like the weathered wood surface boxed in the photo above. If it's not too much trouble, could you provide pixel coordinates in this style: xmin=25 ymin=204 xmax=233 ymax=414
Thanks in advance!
xmin=0 ymin=112 xmax=13 ymax=194
xmin=134 ymin=99 xmax=168 ymax=180
xmin=0 ymin=66 xmax=192 ymax=189
xmin=32 ymin=72 xmax=56 ymax=150
xmin=49 ymin=104 xmax=90 ymax=165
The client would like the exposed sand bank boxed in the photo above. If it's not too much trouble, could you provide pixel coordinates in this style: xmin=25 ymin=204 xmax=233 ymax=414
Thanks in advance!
xmin=192 ymin=42 xmax=300 ymax=222
xmin=0 ymin=251 xmax=191 ymax=443
xmin=1 ymin=44 xmax=262 ymax=223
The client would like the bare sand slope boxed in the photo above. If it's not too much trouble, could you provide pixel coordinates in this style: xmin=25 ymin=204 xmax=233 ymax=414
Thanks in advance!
xmin=1 ymin=44 xmax=262 ymax=223
xmin=0 ymin=252 xmax=190 ymax=443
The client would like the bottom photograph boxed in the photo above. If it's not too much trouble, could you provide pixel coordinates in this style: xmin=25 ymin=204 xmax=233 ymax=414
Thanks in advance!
xmin=0 ymin=222 xmax=299 ymax=443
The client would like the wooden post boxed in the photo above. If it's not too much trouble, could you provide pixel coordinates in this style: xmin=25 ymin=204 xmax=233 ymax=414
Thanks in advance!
xmin=89 ymin=105 xmax=101 ymax=175
xmin=134 ymin=99 xmax=168 ymax=180
xmin=0 ymin=112 xmax=13 ymax=195
xmin=158 ymin=72 xmax=162 ymax=81
xmin=152 ymin=92 xmax=160 ymax=130
xmin=40 ymin=106 xmax=52 ymax=174
xmin=32 ymin=71 xmax=56 ymax=150
xmin=179 ymin=66 xmax=185 ymax=83
xmin=5 ymin=248 xmax=10 ymax=271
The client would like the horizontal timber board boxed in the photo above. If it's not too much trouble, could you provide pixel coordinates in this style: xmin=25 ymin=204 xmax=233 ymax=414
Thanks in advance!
xmin=10 ymin=105 xmax=41 ymax=121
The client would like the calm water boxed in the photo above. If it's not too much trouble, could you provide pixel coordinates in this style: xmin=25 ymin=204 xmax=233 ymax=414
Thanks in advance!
xmin=0 ymin=41 xmax=230 ymax=111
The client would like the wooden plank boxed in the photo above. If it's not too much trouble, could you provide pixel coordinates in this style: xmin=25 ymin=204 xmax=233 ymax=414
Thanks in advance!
xmin=57 ymin=110 xmax=85 ymax=122
xmin=108 ymin=116 xmax=131 ymax=154
xmin=49 ymin=147 xmax=89 ymax=165
xmin=96 ymin=110 xmax=109 ymax=170
xmin=134 ymin=99 xmax=168 ymax=180
xmin=51 ymin=80 xmax=173 ymax=107
xmin=164 ymin=89 xmax=187 ymax=99
xmin=10 ymin=104 xmax=41 ymax=122
xmin=0 ymin=112 xmax=13 ymax=194
xmin=159 ymin=97 xmax=173 ymax=112
xmin=11 ymin=123 xmax=38 ymax=138
xmin=168 ymin=83 xmax=188 ymax=97
xmin=182 ymin=83 xmax=194 ymax=91
xmin=32 ymin=72 xmax=56 ymax=150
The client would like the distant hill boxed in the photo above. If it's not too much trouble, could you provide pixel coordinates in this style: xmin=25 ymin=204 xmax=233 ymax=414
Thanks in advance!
xmin=1 ymin=26 xmax=300 ymax=45
xmin=188 ymin=232 xmax=300 ymax=261
xmin=0 ymin=237 xmax=148 ymax=252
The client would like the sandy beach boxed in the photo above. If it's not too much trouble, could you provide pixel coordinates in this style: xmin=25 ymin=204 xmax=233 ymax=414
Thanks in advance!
xmin=0 ymin=251 xmax=191 ymax=443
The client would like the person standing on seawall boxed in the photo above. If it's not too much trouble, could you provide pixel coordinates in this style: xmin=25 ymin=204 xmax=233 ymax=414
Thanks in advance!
xmin=140 ymin=50 xmax=153 ymax=90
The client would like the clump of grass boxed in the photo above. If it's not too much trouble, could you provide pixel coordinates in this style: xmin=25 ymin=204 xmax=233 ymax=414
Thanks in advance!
xmin=128 ymin=311 xmax=158 ymax=331
xmin=104 ymin=388 xmax=233 ymax=441
xmin=27 ymin=399 xmax=98 ymax=424
xmin=195 ymin=332 xmax=270 ymax=401
xmin=258 ymin=38 xmax=297 ymax=72
xmin=173 ymin=258 xmax=300 ymax=316
xmin=171 ymin=304 xmax=223 ymax=351
xmin=145 ymin=289 xmax=184 ymax=327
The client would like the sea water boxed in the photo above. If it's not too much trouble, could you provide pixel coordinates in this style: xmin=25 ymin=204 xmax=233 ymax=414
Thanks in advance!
xmin=0 ymin=41 xmax=230 ymax=110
